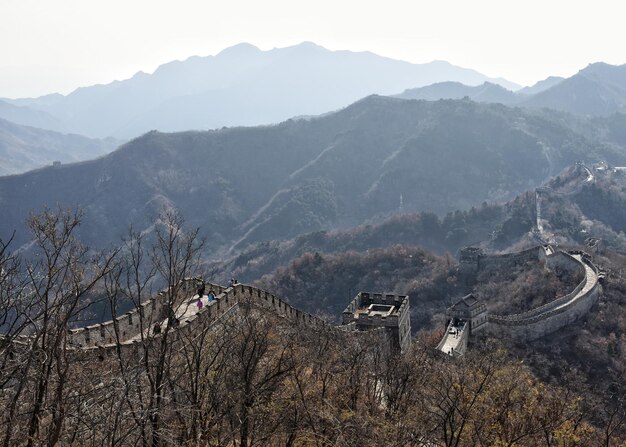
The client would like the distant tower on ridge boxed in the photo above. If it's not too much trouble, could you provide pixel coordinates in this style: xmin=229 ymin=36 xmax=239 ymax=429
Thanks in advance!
xmin=399 ymin=194 xmax=404 ymax=214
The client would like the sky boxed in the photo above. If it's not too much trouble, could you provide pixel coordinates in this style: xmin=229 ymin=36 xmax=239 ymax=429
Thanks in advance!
xmin=1 ymin=0 xmax=625 ymax=98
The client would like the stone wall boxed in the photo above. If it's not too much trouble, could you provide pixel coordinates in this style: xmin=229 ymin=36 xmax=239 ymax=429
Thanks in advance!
xmin=451 ymin=245 xmax=602 ymax=344
xmin=67 ymin=278 xmax=225 ymax=348
xmin=459 ymin=246 xmax=549 ymax=287
xmin=485 ymin=255 xmax=600 ymax=341
xmin=488 ymin=252 xmax=586 ymax=322
xmin=545 ymin=250 xmax=581 ymax=272
xmin=477 ymin=246 xmax=547 ymax=271
xmin=73 ymin=282 xmax=332 ymax=354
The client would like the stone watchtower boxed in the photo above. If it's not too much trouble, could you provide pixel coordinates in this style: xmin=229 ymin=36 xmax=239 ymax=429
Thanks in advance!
xmin=446 ymin=293 xmax=487 ymax=334
xmin=459 ymin=247 xmax=482 ymax=273
xmin=342 ymin=292 xmax=411 ymax=353
xmin=458 ymin=247 xmax=483 ymax=285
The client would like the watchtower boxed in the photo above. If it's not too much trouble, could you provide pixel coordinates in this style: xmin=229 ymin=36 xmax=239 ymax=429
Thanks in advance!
xmin=459 ymin=247 xmax=483 ymax=283
xmin=342 ymin=292 xmax=411 ymax=353
xmin=446 ymin=293 xmax=487 ymax=334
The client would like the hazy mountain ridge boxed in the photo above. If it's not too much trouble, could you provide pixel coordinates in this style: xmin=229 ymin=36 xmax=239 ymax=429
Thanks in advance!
xmin=1 ymin=96 xmax=625 ymax=255
xmin=3 ymin=45 xmax=624 ymax=145
xmin=395 ymin=81 xmax=520 ymax=104
xmin=522 ymin=62 xmax=626 ymax=115
xmin=209 ymin=198 xmax=531 ymax=285
xmin=517 ymin=76 xmax=564 ymax=95
xmin=3 ymin=42 xmax=519 ymax=138
xmin=0 ymin=99 xmax=67 ymax=133
xmin=0 ymin=118 xmax=120 ymax=176
xmin=229 ymin=164 xmax=626 ymax=289
xmin=394 ymin=64 xmax=626 ymax=118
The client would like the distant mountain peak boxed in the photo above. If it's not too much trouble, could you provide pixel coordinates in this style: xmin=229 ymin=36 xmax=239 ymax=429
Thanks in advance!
xmin=217 ymin=42 xmax=261 ymax=57
xmin=518 ymin=76 xmax=565 ymax=95
xmin=295 ymin=41 xmax=325 ymax=49
xmin=132 ymin=70 xmax=149 ymax=79
xmin=429 ymin=60 xmax=454 ymax=66
xmin=394 ymin=80 xmax=518 ymax=104
xmin=582 ymin=61 xmax=613 ymax=70
xmin=578 ymin=61 xmax=626 ymax=80
xmin=521 ymin=62 xmax=626 ymax=115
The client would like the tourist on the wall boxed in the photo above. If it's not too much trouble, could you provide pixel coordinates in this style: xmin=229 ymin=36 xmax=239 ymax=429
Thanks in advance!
xmin=207 ymin=289 xmax=216 ymax=303
xmin=197 ymin=280 xmax=206 ymax=298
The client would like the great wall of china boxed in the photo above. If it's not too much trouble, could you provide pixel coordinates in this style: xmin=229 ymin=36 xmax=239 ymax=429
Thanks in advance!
xmin=485 ymin=250 xmax=600 ymax=340
xmin=3 ymin=277 xmax=407 ymax=362
xmin=6 ymin=247 xmax=602 ymax=359
xmin=438 ymin=163 xmax=604 ymax=356
xmin=65 ymin=236 xmax=601 ymax=360
xmin=438 ymin=245 xmax=601 ymax=356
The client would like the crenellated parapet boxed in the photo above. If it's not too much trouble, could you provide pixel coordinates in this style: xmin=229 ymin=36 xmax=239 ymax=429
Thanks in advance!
xmin=458 ymin=245 xmax=550 ymax=286
xmin=342 ymin=292 xmax=411 ymax=353
xmin=476 ymin=245 xmax=548 ymax=270
xmin=64 ymin=280 xmax=334 ymax=357
xmin=67 ymin=278 xmax=225 ymax=348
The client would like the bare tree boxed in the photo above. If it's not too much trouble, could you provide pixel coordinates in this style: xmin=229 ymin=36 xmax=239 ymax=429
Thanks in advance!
xmin=102 ymin=209 xmax=204 ymax=447
xmin=220 ymin=298 xmax=295 ymax=447
xmin=0 ymin=208 xmax=117 ymax=447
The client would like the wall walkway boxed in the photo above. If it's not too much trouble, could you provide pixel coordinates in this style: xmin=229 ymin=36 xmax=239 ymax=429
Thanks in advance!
xmin=66 ymin=280 xmax=333 ymax=353
xmin=437 ymin=321 xmax=468 ymax=357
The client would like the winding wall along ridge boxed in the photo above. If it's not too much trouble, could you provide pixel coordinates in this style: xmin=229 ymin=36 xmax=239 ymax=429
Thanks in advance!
xmin=484 ymin=252 xmax=600 ymax=340
xmin=69 ymin=280 xmax=333 ymax=351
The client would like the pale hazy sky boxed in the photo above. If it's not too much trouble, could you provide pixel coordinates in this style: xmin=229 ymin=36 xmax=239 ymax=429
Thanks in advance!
xmin=1 ymin=0 xmax=625 ymax=98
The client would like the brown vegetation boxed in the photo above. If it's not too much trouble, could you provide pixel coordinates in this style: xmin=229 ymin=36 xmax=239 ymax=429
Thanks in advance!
xmin=1 ymin=209 xmax=625 ymax=445
xmin=474 ymin=259 xmax=584 ymax=315
xmin=254 ymin=245 xmax=461 ymax=330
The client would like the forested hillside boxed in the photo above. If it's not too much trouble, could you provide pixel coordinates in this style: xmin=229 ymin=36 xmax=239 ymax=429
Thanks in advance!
xmin=2 ymin=97 xmax=624 ymax=254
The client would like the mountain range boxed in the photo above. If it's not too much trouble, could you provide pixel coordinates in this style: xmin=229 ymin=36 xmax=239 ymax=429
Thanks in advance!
xmin=0 ymin=42 xmax=518 ymax=139
xmin=2 ymin=43 xmax=626 ymax=438
xmin=396 ymin=63 xmax=626 ymax=117
xmin=1 ymin=96 xmax=625 ymax=254
xmin=0 ymin=42 xmax=626 ymax=179
xmin=0 ymin=43 xmax=622 ymax=168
